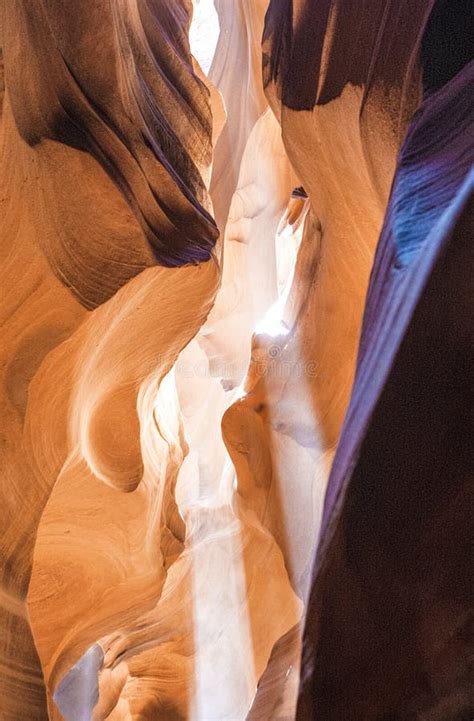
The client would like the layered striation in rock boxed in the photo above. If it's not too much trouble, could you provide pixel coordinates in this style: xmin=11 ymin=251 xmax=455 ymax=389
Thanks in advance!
xmin=262 ymin=0 xmax=473 ymax=718
xmin=1 ymin=0 xmax=472 ymax=720
xmin=4 ymin=0 xmax=218 ymax=307
xmin=0 ymin=1 xmax=220 ymax=718
xmin=2 ymin=0 xmax=304 ymax=718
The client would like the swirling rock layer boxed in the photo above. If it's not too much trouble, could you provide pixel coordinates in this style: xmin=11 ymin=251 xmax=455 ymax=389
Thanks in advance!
xmin=1 ymin=0 xmax=472 ymax=719
xmin=0 ymin=1 xmax=219 ymax=718
xmin=4 ymin=0 xmax=218 ymax=308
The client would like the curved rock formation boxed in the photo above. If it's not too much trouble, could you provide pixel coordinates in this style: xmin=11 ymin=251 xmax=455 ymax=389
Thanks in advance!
xmin=1 ymin=0 xmax=472 ymax=719
xmin=1 ymin=1 xmax=219 ymax=719
xmin=297 ymin=59 xmax=474 ymax=721
xmin=4 ymin=0 xmax=218 ymax=307
xmin=1 ymin=0 xmax=303 ymax=718
xmin=262 ymin=0 xmax=473 ymax=718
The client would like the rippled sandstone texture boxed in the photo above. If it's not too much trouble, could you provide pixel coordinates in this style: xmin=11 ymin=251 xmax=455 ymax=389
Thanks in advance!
xmin=1 ymin=0 xmax=473 ymax=720
xmin=1 ymin=0 xmax=301 ymax=718
xmin=1 ymin=1 xmax=220 ymax=718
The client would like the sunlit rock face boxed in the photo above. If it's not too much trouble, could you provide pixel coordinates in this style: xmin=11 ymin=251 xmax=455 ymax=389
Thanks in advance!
xmin=220 ymin=2 xmax=433 ymax=713
xmin=0 ymin=1 xmax=219 ymax=718
xmin=1 ymin=1 xmax=472 ymax=720
xmin=208 ymin=0 xmax=270 ymax=234
xmin=1 ymin=0 xmax=301 ymax=718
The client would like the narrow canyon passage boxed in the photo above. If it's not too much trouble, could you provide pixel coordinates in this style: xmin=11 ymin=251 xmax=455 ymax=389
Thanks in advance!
xmin=50 ymin=6 xmax=319 ymax=717
xmin=0 ymin=1 xmax=472 ymax=720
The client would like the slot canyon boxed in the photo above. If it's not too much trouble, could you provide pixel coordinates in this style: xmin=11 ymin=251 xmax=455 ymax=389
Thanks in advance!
xmin=0 ymin=1 xmax=472 ymax=720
